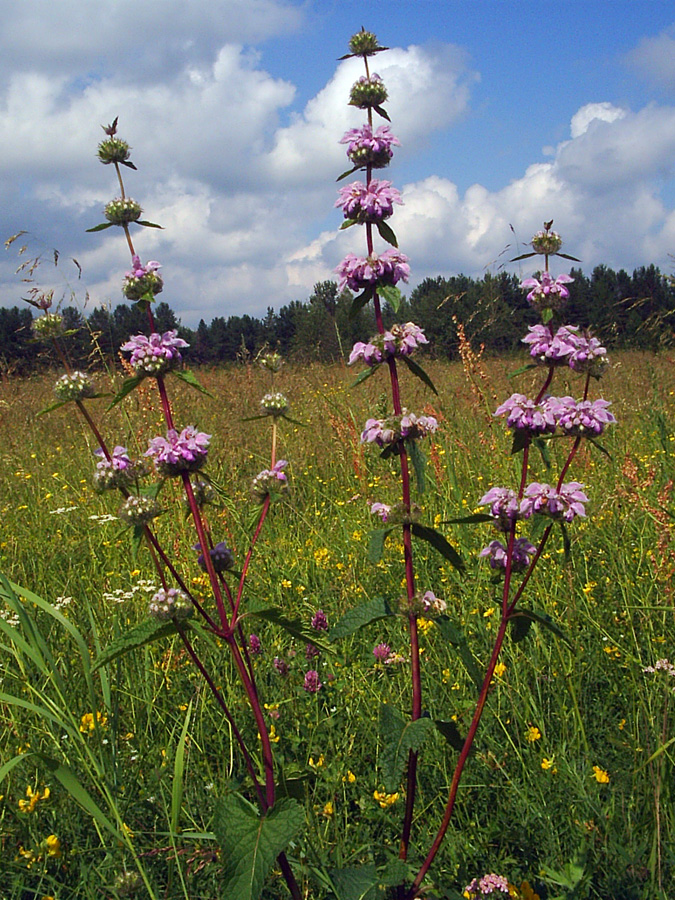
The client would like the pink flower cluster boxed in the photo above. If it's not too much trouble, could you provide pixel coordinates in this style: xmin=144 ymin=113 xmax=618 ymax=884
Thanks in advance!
xmin=122 ymin=255 xmax=163 ymax=301
xmin=521 ymin=272 xmax=574 ymax=311
xmin=522 ymin=324 xmax=609 ymax=375
xmin=121 ymin=331 xmax=189 ymax=376
xmin=464 ymin=874 xmax=510 ymax=897
xmin=251 ymin=459 xmax=288 ymax=501
xmin=93 ymin=445 xmax=145 ymax=491
xmin=480 ymin=538 xmax=537 ymax=572
xmin=336 ymin=250 xmax=410 ymax=293
xmin=361 ymin=410 xmax=438 ymax=446
xmin=145 ymin=426 xmax=211 ymax=476
xmin=349 ymin=322 xmax=428 ymax=366
xmin=336 ymin=179 xmax=402 ymax=223
xmin=495 ymin=393 xmax=616 ymax=437
xmin=340 ymin=123 xmax=401 ymax=169
xmin=520 ymin=481 xmax=588 ymax=522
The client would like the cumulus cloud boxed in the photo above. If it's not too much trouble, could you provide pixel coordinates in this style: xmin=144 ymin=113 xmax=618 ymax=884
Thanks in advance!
xmin=626 ymin=25 xmax=675 ymax=91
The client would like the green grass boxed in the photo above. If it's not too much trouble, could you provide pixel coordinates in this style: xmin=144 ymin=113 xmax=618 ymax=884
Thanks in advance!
xmin=0 ymin=352 xmax=673 ymax=899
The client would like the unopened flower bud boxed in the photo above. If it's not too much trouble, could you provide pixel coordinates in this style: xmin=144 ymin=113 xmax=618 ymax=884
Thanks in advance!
xmin=260 ymin=392 xmax=289 ymax=417
xmin=349 ymin=30 xmax=381 ymax=56
xmin=98 ymin=137 xmax=131 ymax=165
xmin=531 ymin=229 xmax=563 ymax=255
xmin=118 ymin=494 xmax=161 ymax=527
xmin=54 ymin=371 xmax=96 ymax=402
xmin=148 ymin=587 xmax=192 ymax=621
xmin=260 ymin=351 xmax=283 ymax=373
xmin=349 ymin=74 xmax=388 ymax=109
xmin=32 ymin=313 xmax=64 ymax=340
xmin=105 ymin=197 xmax=142 ymax=226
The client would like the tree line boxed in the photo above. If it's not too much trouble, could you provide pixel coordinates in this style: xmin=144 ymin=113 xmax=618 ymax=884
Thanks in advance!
xmin=1 ymin=264 xmax=674 ymax=375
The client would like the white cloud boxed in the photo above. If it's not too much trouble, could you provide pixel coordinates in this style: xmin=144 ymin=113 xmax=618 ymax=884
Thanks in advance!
xmin=570 ymin=102 xmax=626 ymax=139
xmin=626 ymin=26 xmax=675 ymax=90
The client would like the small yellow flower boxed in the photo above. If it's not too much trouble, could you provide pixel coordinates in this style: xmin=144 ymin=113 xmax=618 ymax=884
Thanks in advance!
xmin=322 ymin=800 xmax=334 ymax=817
xmin=18 ymin=785 xmax=50 ymax=813
xmin=342 ymin=770 xmax=356 ymax=784
xmin=416 ymin=617 xmax=435 ymax=636
xmin=373 ymin=789 xmax=399 ymax=809
xmin=281 ymin=579 xmax=292 ymax=589
xmin=541 ymin=757 xmax=557 ymax=773
xmin=309 ymin=754 xmax=325 ymax=769
xmin=80 ymin=711 xmax=108 ymax=734
xmin=268 ymin=724 xmax=280 ymax=743
xmin=592 ymin=765 xmax=610 ymax=783
xmin=618 ymin=718 xmax=626 ymax=731
xmin=45 ymin=834 xmax=61 ymax=857
xmin=525 ymin=726 xmax=541 ymax=742
xmin=494 ymin=662 xmax=507 ymax=678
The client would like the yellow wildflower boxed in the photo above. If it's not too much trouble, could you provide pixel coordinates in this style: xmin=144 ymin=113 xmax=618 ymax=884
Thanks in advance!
xmin=525 ymin=726 xmax=541 ymax=742
xmin=592 ymin=765 xmax=610 ymax=783
xmin=416 ymin=617 xmax=435 ymax=636
xmin=268 ymin=724 xmax=280 ymax=743
xmin=309 ymin=754 xmax=325 ymax=769
xmin=18 ymin=785 xmax=50 ymax=813
xmin=373 ymin=789 xmax=399 ymax=809
xmin=45 ymin=834 xmax=61 ymax=857
xmin=342 ymin=770 xmax=356 ymax=784
xmin=494 ymin=662 xmax=507 ymax=678
xmin=80 ymin=711 xmax=108 ymax=734
xmin=541 ymin=757 xmax=557 ymax=773
xmin=322 ymin=801 xmax=334 ymax=817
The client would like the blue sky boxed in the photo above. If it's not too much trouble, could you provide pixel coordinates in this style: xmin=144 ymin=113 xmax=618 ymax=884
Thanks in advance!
xmin=1 ymin=0 xmax=675 ymax=326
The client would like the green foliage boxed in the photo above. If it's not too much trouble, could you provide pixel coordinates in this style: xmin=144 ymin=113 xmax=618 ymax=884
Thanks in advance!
xmin=379 ymin=704 xmax=435 ymax=792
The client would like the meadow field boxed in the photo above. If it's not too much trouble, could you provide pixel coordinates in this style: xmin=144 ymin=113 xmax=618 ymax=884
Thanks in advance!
xmin=0 ymin=350 xmax=673 ymax=899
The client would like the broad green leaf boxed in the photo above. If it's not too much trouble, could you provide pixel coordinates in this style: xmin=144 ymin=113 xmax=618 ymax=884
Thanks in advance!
xmin=377 ymin=284 xmax=401 ymax=313
xmin=171 ymin=701 xmax=193 ymax=834
xmin=170 ymin=368 xmax=212 ymax=396
xmin=349 ymin=285 xmax=375 ymax=318
xmin=329 ymin=864 xmax=380 ymax=900
xmin=509 ymin=608 xmax=572 ymax=648
xmin=377 ymin=859 xmax=413 ymax=889
xmin=406 ymin=439 xmax=426 ymax=494
xmin=0 ymin=693 xmax=70 ymax=732
xmin=340 ymin=218 xmax=357 ymax=230
xmin=442 ymin=513 xmax=493 ymax=525
xmin=379 ymin=704 xmax=435 ymax=792
xmin=86 ymin=222 xmax=114 ymax=232
xmin=137 ymin=220 xmax=163 ymax=228
xmin=373 ymin=104 xmax=391 ymax=121
xmin=508 ymin=363 xmax=538 ymax=378
xmin=213 ymin=793 xmax=303 ymax=900
xmin=37 ymin=754 xmax=123 ymax=840
xmin=411 ymin=523 xmax=464 ymax=572
xmin=399 ymin=356 xmax=438 ymax=395
xmin=509 ymin=613 xmax=532 ymax=643
xmin=352 ymin=366 xmax=379 ymax=387
xmin=0 ymin=753 xmax=30 ymax=784
xmin=107 ymin=373 xmax=144 ymax=410
xmin=368 ymin=527 xmax=394 ymax=564
xmin=510 ymin=429 xmax=531 ymax=455
xmin=434 ymin=719 xmax=465 ymax=752
xmin=92 ymin=618 xmax=184 ymax=671
xmin=247 ymin=605 xmax=334 ymax=654
xmin=533 ymin=436 xmax=552 ymax=469
xmin=436 ymin=617 xmax=483 ymax=692
xmin=329 ymin=597 xmax=395 ymax=642
xmin=376 ymin=220 xmax=398 ymax=248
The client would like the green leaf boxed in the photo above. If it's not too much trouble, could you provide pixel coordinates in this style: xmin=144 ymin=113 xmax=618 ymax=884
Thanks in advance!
xmin=329 ymin=597 xmax=395 ymax=642
xmin=337 ymin=165 xmax=360 ymax=182
xmin=434 ymin=718 xmax=465 ymax=752
xmin=509 ymin=608 xmax=572 ymax=648
xmin=508 ymin=363 xmax=538 ymax=378
xmin=171 ymin=701 xmax=193 ymax=834
xmin=213 ymin=793 xmax=304 ymax=900
xmin=376 ymin=220 xmax=398 ymax=248
xmin=352 ymin=366 xmax=379 ymax=388
xmin=533 ymin=436 xmax=552 ymax=469
xmin=36 ymin=400 xmax=69 ymax=417
xmin=556 ymin=251 xmax=581 ymax=262
xmin=411 ymin=523 xmax=464 ymax=572
xmin=510 ymin=429 xmax=531 ymax=455
xmin=92 ymin=618 xmax=184 ymax=671
xmin=340 ymin=218 xmax=358 ymax=230
xmin=377 ymin=284 xmax=401 ymax=313
xmin=541 ymin=307 xmax=554 ymax=324
xmin=368 ymin=527 xmax=394 ymax=564
xmin=587 ymin=436 xmax=612 ymax=459
xmin=379 ymin=705 xmax=435 ymax=792
xmin=107 ymin=373 xmax=144 ymax=410
xmin=510 ymin=251 xmax=537 ymax=262
xmin=436 ymin=617 xmax=483 ymax=692
xmin=86 ymin=222 xmax=114 ymax=232
xmin=37 ymin=754 xmax=123 ymax=840
xmin=137 ymin=220 xmax=163 ymax=229
xmin=349 ymin=285 xmax=375 ymax=318
xmin=373 ymin=104 xmax=391 ymax=122
xmin=247 ymin=605 xmax=334 ymax=654
xmin=509 ymin=613 xmax=532 ymax=643
xmin=406 ymin=439 xmax=426 ymax=493
xmin=170 ymin=368 xmax=213 ymax=396
xmin=329 ymin=864 xmax=381 ymax=900
xmin=399 ymin=356 xmax=438 ymax=395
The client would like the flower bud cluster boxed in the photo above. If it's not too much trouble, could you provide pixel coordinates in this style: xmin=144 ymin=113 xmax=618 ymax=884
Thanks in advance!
xmin=54 ymin=371 xmax=96 ymax=402
xmin=184 ymin=479 xmax=215 ymax=508
xmin=361 ymin=410 xmax=438 ymax=446
xmin=259 ymin=351 xmax=283 ymax=373
xmin=480 ymin=481 xmax=588 ymax=528
xmin=145 ymin=426 xmax=211 ymax=476
xmin=349 ymin=74 xmax=387 ymax=108
xmin=370 ymin=500 xmax=421 ymax=525
xmin=522 ymin=324 xmax=609 ymax=375
xmin=349 ymin=322 xmax=428 ymax=366
xmin=196 ymin=541 xmax=234 ymax=573
xmin=148 ymin=587 xmax=192 ymax=621
xmin=93 ymin=446 xmax=147 ymax=492
xmin=260 ymin=392 xmax=289 ymax=417
xmin=336 ymin=250 xmax=410 ymax=293
xmin=122 ymin=255 xmax=163 ymax=301
xmin=348 ymin=29 xmax=381 ymax=56
xmin=480 ymin=538 xmax=537 ymax=572
xmin=252 ymin=460 xmax=288 ymax=501
xmin=340 ymin=124 xmax=400 ymax=169
xmin=494 ymin=393 xmax=616 ymax=437
xmin=532 ymin=229 xmax=563 ymax=256
xmin=97 ymin=137 xmax=131 ymax=165
xmin=121 ymin=331 xmax=188 ymax=376
xmin=32 ymin=313 xmax=64 ymax=340
xmin=520 ymin=272 xmax=574 ymax=314
xmin=336 ymin=179 xmax=402 ymax=223
xmin=118 ymin=494 xmax=161 ymax=527
xmin=104 ymin=197 xmax=142 ymax=226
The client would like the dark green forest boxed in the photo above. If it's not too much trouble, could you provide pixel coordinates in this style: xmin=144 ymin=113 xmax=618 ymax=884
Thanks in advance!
xmin=2 ymin=264 xmax=674 ymax=374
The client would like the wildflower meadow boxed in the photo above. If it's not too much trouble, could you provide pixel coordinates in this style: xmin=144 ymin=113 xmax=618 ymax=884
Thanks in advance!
xmin=1 ymin=28 xmax=674 ymax=900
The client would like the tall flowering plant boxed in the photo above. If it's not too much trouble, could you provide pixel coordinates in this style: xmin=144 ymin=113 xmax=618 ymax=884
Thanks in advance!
xmin=331 ymin=32 xmax=616 ymax=900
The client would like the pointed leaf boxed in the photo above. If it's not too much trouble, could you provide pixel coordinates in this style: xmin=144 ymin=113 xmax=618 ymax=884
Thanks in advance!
xmin=86 ymin=222 xmax=114 ymax=232
xmin=377 ymin=284 xmax=401 ymax=313
xmin=442 ymin=513 xmax=493 ymax=525
xmin=508 ymin=363 xmax=538 ymax=378
xmin=120 ymin=160 xmax=137 ymax=170
xmin=137 ymin=220 xmax=163 ymax=229
xmin=349 ymin=285 xmax=375 ymax=318
xmin=399 ymin=356 xmax=438 ymax=395
xmin=510 ymin=251 xmax=537 ymax=262
xmin=406 ymin=439 xmax=426 ymax=493
xmin=555 ymin=252 xmax=581 ymax=262
xmin=533 ymin=436 xmax=552 ymax=469
xmin=376 ymin=220 xmax=398 ymax=248
xmin=337 ymin=165 xmax=360 ymax=182
xmin=541 ymin=307 xmax=554 ymax=324
xmin=509 ymin=613 xmax=532 ymax=643
xmin=329 ymin=597 xmax=395 ymax=643
xmin=368 ymin=527 xmax=395 ymax=564
xmin=247 ymin=605 xmax=334 ymax=654
xmin=37 ymin=754 xmax=123 ymax=840
xmin=37 ymin=400 xmax=69 ymax=417
xmin=92 ymin=617 xmax=185 ymax=671
xmin=510 ymin=429 xmax=531 ymax=455
xmin=107 ymin=373 xmax=144 ymax=410
xmin=436 ymin=617 xmax=483 ymax=692
xmin=352 ymin=366 xmax=379 ymax=387
xmin=587 ymin=436 xmax=612 ymax=459
xmin=380 ymin=705 xmax=435 ymax=792
xmin=171 ymin=701 xmax=193 ymax=834
xmin=434 ymin=719 xmax=465 ymax=752
xmin=509 ymin=608 xmax=572 ymax=648
xmin=411 ymin=523 xmax=464 ymax=572
xmin=329 ymin=864 xmax=381 ymax=900
xmin=170 ymin=368 xmax=213 ymax=396
xmin=340 ymin=218 xmax=358 ymax=230
xmin=373 ymin=105 xmax=391 ymax=122
xmin=213 ymin=793 xmax=304 ymax=900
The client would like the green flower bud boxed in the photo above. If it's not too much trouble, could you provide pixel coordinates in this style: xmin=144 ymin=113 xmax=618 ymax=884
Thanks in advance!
xmin=54 ymin=371 xmax=96 ymax=402
xmin=32 ymin=313 xmax=64 ymax=340
xmin=531 ymin=229 xmax=562 ymax=255
xmin=105 ymin=197 xmax=142 ymax=226
xmin=349 ymin=74 xmax=388 ymax=109
xmin=349 ymin=30 xmax=380 ymax=56
xmin=118 ymin=495 xmax=161 ymax=527
xmin=98 ymin=137 xmax=131 ymax=165
xmin=260 ymin=392 xmax=289 ymax=417
xmin=259 ymin=351 xmax=283 ymax=373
